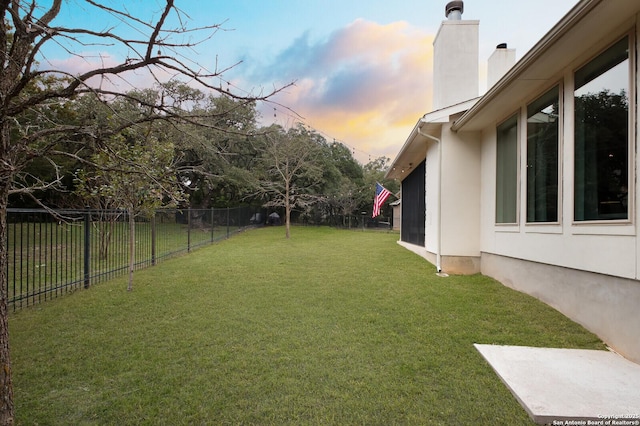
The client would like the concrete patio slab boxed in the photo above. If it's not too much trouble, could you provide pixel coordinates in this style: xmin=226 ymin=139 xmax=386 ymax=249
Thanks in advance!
xmin=474 ymin=344 xmax=640 ymax=425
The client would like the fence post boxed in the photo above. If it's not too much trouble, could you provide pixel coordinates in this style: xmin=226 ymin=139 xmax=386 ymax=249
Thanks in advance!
xmin=187 ymin=208 xmax=191 ymax=252
xmin=84 ymin=209 xmax=91 ymax=289
xmin=210 ymin=208 xmax=214 ymax=242
xmin=226 ymin=207 xmax=230 ymax=239
xmin=151 ymin=212 xmax=156 ymax=266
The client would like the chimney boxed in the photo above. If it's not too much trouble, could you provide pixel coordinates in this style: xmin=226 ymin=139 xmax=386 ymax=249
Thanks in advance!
xmin=432 ymin=1 xmax=479 ymax=110
xmin=487 ymin=43 xmax=516 ymax=89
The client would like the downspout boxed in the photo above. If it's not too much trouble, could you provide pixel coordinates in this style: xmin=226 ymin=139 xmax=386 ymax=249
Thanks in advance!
xmin=417 ymin=125 xmax=444 ymax=274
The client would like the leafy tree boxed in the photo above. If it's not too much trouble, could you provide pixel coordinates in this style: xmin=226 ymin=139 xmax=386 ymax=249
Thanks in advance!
xmin=362 ymin=157 xmax=398 ymax=220
xmin=574 ymin=89 xmax=629 ymax=219
xmin=329 ymin=142 xmax=364 ymax=183
xmin=254 ymin=124 xmax=324 ymax=238
xmin=176 ymin=94 xmax=261 ymax=207
xmin=327 ymin=177 xmax=365 ymax=228
xmin=316 ymin=142 xmax=364 ymax=227
xmin=74 ymin=117 xmax=184 ymax=291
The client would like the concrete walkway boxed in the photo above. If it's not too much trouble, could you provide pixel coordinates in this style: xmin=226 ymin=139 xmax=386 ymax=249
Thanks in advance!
xmin=474 ymin=344 xmax=640 ymax=425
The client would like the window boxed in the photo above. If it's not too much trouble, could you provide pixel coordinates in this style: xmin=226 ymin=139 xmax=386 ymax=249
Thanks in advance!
xmin=574 ymin=36 xmax=629 ymax=221
xmin=496 ymin=114 xmax=518 ymax=224
xmin=527 ymin=86 xmax=559 ymax=222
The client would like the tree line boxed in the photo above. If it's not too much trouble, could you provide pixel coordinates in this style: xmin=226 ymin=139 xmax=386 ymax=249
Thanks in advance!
xmin=10 ymin=81 xmax=399 ymax=231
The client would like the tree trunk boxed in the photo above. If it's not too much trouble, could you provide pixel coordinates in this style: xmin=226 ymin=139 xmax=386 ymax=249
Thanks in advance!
xmin=285 ymin=180 xmax=291 ymax=239
xmin=0 ymin=120 xmax=15 ymax=425
xmin=128 ymin=209 xmax=135 ymax=291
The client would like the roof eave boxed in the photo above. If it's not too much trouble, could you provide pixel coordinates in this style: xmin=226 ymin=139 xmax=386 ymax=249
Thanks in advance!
xmin=386 ymin=99 xmax=478 ymax=180
xmin=452 ymin=0 xmax=602 ymax=132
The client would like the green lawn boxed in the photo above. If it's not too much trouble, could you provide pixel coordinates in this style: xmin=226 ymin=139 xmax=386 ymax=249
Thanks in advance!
xmin=10 ymin=226 xmax=605 ymax=425
xmin=7 ymin=219 xmax=235 ymax=307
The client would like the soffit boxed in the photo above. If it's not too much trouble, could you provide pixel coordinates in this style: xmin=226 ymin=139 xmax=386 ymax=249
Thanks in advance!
xmin=454 ymin=0 xmax=640 ymax=132
xmin=386 ymin=100 xmax=478 ymax=180
xmin=386 ymin=121 xmax=432 ymax=181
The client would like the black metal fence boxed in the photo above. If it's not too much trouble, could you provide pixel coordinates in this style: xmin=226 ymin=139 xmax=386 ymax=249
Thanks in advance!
xmin=6 ymin=206 xmax=262 ymax=311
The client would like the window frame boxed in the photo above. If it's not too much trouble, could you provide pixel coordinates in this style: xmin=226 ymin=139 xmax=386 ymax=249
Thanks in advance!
xmin=492 ymin=29 xmax=636 ymax=234
xmin=526 ymin=84 xmax=562 ymax=224
xmin=495 ymin=113 xmax=520 ymax=225
xmin=571 ymin=33 xmax=635 ymax=226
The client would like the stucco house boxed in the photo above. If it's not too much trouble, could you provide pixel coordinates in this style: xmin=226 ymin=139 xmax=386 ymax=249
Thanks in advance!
xmin=386 ymin=0 xmax=640 ymax=364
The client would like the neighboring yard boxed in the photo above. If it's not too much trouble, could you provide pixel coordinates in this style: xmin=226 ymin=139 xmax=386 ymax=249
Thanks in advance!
xmin=10 ymin=227 xmax=604 ymax=425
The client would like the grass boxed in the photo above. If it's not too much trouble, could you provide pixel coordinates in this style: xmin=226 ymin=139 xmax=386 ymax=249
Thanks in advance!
xmin=10 ymin=226 xmax=605 ymax=425
xmin=7 ymin=219 xmax=236 ymax=306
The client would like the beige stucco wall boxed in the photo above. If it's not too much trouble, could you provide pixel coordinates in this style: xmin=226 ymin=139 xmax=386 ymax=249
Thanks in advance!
xmin=424 ymin=141 xmax=438 ymax=256
xmin=432 ymin=20 xmax=479 ymax=110
xmin=440 ymin=123 xmax=481 ymax=258
xmin=482 ymin=252 xmax=640 ymax=365
xmin=441 ymin=255 xmax=480 ymax=275
xmin=422 ymin=122 xmax=482 ymax=266
xmin=396 ymin=241 xmax=479 ymax=275
xmin=487 ymin=47 xmax=516 ymax=89
xmin=477 ymin=28 xmax=639 ymax=281
xmin=472 ymin=20 xmax=640 ymax=363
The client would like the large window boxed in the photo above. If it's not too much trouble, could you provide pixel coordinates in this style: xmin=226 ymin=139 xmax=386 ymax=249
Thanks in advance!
xmin=574 ymin=36 xmax=629 ymax=221
xmin=527 ymin=86 xmax=559 ymax=222
xmin=496 ymin=114 xmax=518 ymax=224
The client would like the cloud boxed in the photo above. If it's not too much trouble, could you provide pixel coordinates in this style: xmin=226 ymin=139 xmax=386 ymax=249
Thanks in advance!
xmin=42 ymin=52 xmax=184 ymax=93
xmin=251 ymin=19 xmax=434 ymax=163
xmin=41 ymin=18 xmax=436 ymax=165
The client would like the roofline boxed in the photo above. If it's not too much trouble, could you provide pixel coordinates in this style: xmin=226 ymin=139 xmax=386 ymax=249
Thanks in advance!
xmin=421 ymin=98 xmax=479 ymax=124
xmin=398 ymin=98 xmax=478 ymax=154
xmin=384 ymin=121 xmax=424 ymax=179
xmin=385 ymin=98 xmax=478 ymax=180
xmin=451 ymin=0 xmax=601 ymax=132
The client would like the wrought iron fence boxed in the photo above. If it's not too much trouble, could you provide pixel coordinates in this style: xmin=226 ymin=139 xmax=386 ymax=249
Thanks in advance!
xmin=6 ymin=206 xmax=262 ymax=311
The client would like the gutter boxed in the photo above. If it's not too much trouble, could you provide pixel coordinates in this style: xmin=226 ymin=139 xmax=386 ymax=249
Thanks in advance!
xmin=451 ymin=0 xmax=602 ymax=132
xmin=417 ymin=124 xmax=444 ymax=275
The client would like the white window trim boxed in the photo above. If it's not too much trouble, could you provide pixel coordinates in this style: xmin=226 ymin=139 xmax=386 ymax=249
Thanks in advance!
xmin=523 ymin=82 xmax=564 ymax=231
xmin=494 ymin=112 xmax=521 ymax=230
xmin=569 ymin=30 xmax=636 ymax=235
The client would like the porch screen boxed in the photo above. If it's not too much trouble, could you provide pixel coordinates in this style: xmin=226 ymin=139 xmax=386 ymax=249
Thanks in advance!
xmin=574 ymin=36 xmax=629 ymax=221
xmin=401 ymin=161 xmax=425 ymax=246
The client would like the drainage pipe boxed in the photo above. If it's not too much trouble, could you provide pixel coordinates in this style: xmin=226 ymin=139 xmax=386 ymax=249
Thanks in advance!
xmin=417 ymin=125 xmax=443 ymax=273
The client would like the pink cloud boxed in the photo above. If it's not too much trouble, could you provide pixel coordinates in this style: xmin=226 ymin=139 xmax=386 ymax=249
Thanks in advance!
xmin=42 ymin=52 xmax=185 ymax=93
xmin=254 ymin=19 xmax=434 ymax=163
xmin=40 ymin=18 xmax=437 ymax=165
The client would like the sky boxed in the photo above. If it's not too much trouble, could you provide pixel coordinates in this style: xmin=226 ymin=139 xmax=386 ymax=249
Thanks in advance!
xmin=44 ymin=0 xmax=579 ymax=164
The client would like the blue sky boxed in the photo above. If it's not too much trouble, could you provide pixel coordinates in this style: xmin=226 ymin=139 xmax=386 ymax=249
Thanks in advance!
xmin=46 ymin=0 xmax=578 ymax=163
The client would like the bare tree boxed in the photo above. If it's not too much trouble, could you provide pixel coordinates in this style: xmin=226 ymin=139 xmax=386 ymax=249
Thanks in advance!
xmin=256 ymin=124 xmax=323 ymax=238
xmin=0 ymin=1 xmax=290 ymax=423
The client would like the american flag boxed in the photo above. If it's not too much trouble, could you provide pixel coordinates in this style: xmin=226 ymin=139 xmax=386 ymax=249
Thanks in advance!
xmin=372 ymin=182 xmax=391 ymax=218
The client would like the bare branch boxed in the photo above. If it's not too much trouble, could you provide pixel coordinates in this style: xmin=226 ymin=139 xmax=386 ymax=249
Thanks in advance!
xmin=37 ymin=0 xmax=61 ymax=28
xmin=145 ymin=0 xmax=173 ymax=60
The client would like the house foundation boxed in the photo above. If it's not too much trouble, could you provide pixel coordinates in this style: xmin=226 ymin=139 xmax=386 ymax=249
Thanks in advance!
xmin=481 ymin=252 xmax=640 ymax=364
